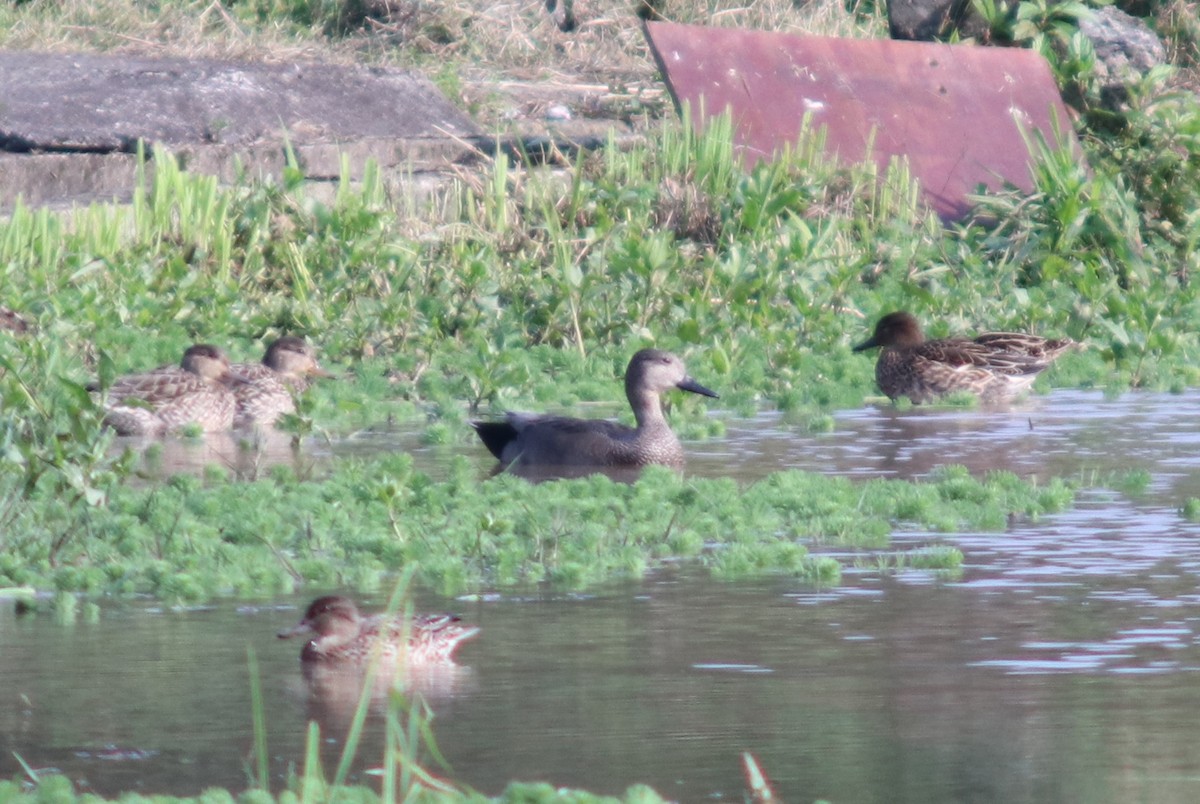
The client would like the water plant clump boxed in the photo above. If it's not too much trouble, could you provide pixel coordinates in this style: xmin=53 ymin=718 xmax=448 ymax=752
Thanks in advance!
xmin=0 ymin=451 xmax=1074 ymax=602
xmin=0 ymin=775 xmax=670 ymax=804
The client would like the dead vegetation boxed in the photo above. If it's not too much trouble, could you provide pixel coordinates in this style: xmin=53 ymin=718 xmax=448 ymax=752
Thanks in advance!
xmin=1155 ymin=0 xmax=1200 ymax=90
xmin=0 ymin=0 xmax=884 ymax=127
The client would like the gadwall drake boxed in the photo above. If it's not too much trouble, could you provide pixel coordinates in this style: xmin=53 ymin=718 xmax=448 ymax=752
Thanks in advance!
xmin=232 ymin=336 xmax=333 ymax=428
xmin=96 ymin=344 xmax=242 ymax=435
xmin=853 ymin=311 xmax=1076 ymax=405
xmin=472 ymin=348 xmax=718 ymax=470
xmin=278 ymin=596 xmax=479 ymax=665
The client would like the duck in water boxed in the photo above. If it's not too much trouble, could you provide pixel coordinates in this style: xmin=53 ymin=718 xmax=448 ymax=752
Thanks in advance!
xmin=95 ymin=344 xmax=243 ymax=435
xmin=231 ymin=336 xmax=333 ymax=428
xmin=472 ymin=348 xmax=718 ymax=471
xmin=278 ymin=596 xmax=479 ymax=665
xmin=853 ymin=311 xmax=1076 ymax=405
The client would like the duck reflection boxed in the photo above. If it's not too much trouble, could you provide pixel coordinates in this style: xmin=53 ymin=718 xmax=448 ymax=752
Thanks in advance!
xmin=278 ymin=596 xmax=479 ymax=727
xmin=289 ymin=660 xmax=477 ymax=730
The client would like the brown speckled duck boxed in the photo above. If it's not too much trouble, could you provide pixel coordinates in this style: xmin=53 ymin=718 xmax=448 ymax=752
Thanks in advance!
xmin=278 ymin=596 xmax=479 ymax=666
xmin=232 ymin=336 xmax=332 ymax=428
xmin=97 ymin=344 xmax=242 ymax=436
xmin=853 ymin=311 xmax=1076 ymax=405
xmin=472 ymin=348 xmax=718 ymax=470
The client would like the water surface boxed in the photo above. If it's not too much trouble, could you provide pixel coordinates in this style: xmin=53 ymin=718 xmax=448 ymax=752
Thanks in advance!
xmin=128 ymin=389 xmax=1200 ymax=503
xmin=4 ymin=390 xmax=1200 ymax=801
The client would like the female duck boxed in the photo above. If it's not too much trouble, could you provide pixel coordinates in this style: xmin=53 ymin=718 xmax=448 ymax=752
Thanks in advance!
xmin=278 ymin=596 xmax=479 ymax=665
xmin=472 ymin=348 xmax=718 ymax=470
xmin=232 ymin=336 xmax=333 ymax=428
xmin=853 ymin=311 xmax=1075 ymax=405
xmin=97 ymin=344 xmax=242 ymax=435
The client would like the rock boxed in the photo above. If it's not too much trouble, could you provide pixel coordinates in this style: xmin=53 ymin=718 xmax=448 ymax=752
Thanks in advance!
xmin=1078 ymin=6 xmax=1166 ymax=109
xmin=886 ymin=0 xmax=991 ymax=42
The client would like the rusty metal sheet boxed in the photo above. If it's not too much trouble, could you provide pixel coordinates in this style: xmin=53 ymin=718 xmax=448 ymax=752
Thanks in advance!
xmin=644 ymin=22 xmax=1079 ymax=220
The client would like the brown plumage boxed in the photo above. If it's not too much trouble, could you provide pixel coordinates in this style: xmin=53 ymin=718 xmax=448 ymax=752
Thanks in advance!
xmin=853 ymin=311 xmax=1076 ymax=405
xmin=278 ymin=596 xmax=479 ymax=666
xmin=0 ymin=306 xmax=30 ymax=334
xmin=472 ymin=349 xmax=718 ymax=470
xmin=96 ymin=344 xmax=241 ymax=435
xmin=232 ymin=336 xmax=332 ymax=428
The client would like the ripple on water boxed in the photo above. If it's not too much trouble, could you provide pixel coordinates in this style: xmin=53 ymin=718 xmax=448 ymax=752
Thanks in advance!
xmin=42 ymin=389 xmax=1200 ymax=800
xmin=691 ymin=663 xmax=774 ymax=674
xmin=784 ymin=586 xmax=886 ymax=606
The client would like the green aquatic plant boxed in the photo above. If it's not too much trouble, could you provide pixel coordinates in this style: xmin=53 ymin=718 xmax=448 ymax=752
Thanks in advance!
xmin=0 ymin=774 xmax=670 ymax=804
xmin=0 ymin=447 xmax=1075 ymax=600
xmin=0 ymin=338 xmax=131 ymax=568
xmin=857 ymin=545 xmax=964 ymax=574
xmin=1112 ymin=468 xmax=1153 ymax=496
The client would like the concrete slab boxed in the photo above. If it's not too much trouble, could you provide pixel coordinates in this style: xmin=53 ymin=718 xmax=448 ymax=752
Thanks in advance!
xmin=644 ymin=22 xmax=1080 ymax=220
xmin=0 ymin=50 xmax=479 ymax=151
xmin=0 ymin=50 xmax=633 ymax=211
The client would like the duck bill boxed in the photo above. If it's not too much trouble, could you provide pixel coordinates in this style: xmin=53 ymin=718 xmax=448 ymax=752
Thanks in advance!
xmin=277 ymin=622 xmax=314 ymax=640
xmin=852 ymin=336 xmax=880 ymax=353
xmin=222 ymin=371 xmax=253 ymax=387
xmin=308 ymin=364 xmax=337 ymax=379
xmin=677 ymin=377 xmax=719 ymax=399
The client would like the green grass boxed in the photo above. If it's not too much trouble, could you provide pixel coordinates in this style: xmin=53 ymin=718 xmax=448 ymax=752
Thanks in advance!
xmin=0 ymin=111 xmax=1163 ymax=432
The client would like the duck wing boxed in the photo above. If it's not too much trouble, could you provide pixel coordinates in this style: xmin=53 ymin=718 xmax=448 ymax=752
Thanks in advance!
xmin=973 ymin=332 xmax=1076 ymax=363
xmin=368 ymin=612 xmax=479 ymax=664
xmin=919 ymin=337 xmax=1053 ymax=378
xmin=473 ymin=413 xmax=636 ymax=466
xmin=105 ymin=368 xmax=213 ymax=405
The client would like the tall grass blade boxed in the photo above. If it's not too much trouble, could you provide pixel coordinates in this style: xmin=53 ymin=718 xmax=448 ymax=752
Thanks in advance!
xmin=742 ymin=751 xmax=777 ymax=802
xmin=330 ymin=566 xmax=417 ymax=788
xmin=12 ymin=751 xmax=38 ymax=783
xmin=247 ymin=644 xmax=270 ymax=790
xmin=300 ymin=720 xmax=325 ymax=804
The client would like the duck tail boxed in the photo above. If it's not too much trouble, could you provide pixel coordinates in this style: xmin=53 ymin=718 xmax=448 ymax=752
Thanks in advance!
xmin=471 ymin=421 xmax=518 ymax=460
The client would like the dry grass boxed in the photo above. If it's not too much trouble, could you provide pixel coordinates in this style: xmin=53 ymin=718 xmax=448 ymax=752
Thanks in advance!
xmin=0 ymin=1 xmax=351 ymax=66
xmin=0 ymin=0 xmax=886 ymax=125
xmin=1156 ymin=0 xmax=1200 ymax=91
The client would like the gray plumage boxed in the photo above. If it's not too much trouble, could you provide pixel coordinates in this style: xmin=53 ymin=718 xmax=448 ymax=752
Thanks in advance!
xmin=473 ymin=349 xmax=718 ymax=470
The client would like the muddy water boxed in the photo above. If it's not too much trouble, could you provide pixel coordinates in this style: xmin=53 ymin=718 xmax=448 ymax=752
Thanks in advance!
xmin=3 ymin=390 xmax=1200 ymax=801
